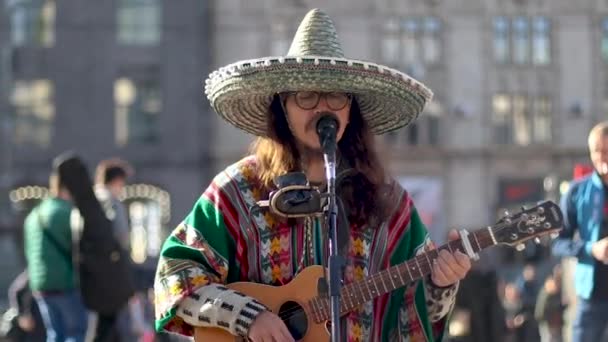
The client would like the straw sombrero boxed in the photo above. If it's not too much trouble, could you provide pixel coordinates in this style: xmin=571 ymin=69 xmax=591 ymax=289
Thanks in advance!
xmin=204 ymin=8 xmax=433 ymax=136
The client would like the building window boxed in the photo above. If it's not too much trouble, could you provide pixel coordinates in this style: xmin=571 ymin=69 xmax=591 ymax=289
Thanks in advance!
xmin=492 ymin=94 xmax=511 ymax=144
xmin=428 ymin=116 xmax=440 ymax=144
xmin=532 ymin=96 xmax=552 ymax=143
xmin=382 ymin=19 xmax=400 ymax=65
xmin=116 ymin=0 xmax=161 ymax=45
xmin=422 ymin=17 xmax=442 ymax=64
xmin=402 ymin=19 xmax=419 ymax=67
xmin=512 ymin=17 xmax=530 ymax=64
xmin=494 ymin=17 xmax=510 ymax=64
xmin=11 ymin=79 xmax=54 ymax=147
xmin=114 ymin=76 xmax=162 ymax=146
xmin=601 ymin=18 xmax=608 ymax=63
xmin=384 ymin=99 xmax=443 ymax=146
xmin=493 ymin=16 xmax=551 ymax=66
xmin=406 ymin=123 xmax=419 ymax=145
xmin=7 ymin=0 xmax=55 ymax=47
xmin=492 ymin=93 xmax=552 ymax=145
xmin=381 ymin=16 xmax=442 ymax=71
xmin=603 ymin=74 xmax=608 ymax=116
xmin=120 ymin=183 xmax=170 ymax=264
xmin=404 ymin=117 xmax=440 ymax=146
xmin=532 ymin=17 xmax=551 ymax=65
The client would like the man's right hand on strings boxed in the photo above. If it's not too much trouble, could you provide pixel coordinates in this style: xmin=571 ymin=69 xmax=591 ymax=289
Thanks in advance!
xmin=248 ymin=311 xmax=295 ymax=342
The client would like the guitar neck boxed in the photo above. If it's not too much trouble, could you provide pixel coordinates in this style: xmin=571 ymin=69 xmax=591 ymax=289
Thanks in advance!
xmin=313 ymin=228 xmax=496 ymax=321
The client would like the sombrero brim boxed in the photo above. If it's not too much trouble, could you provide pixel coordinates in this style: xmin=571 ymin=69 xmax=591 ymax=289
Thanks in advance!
xmin=204 ymin=55 xmax=433 ymax=136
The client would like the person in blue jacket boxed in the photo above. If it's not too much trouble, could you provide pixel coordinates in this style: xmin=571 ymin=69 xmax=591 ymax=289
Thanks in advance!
xmin=553 ymin=121 xmax=608 ymax=342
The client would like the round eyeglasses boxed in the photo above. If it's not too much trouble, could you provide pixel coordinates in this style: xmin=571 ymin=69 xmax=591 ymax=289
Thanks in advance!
xmin=284 ymin=91 xmax=352 ymax=111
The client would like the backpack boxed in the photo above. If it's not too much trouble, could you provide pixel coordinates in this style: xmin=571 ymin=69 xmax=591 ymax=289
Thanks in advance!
xmin=53 ymin=153 xmax=136 ymax=315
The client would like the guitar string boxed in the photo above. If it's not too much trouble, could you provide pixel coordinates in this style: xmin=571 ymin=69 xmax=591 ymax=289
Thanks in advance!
xmin=273 ymin=226 xmax=512 ymax=322
xmin=274 ymin=231 xmax=509 ymax=322
xmin=274 ymin=215 xmax=550 ymax=322
xmin=274 ymin=234 xmax=499 ymax=322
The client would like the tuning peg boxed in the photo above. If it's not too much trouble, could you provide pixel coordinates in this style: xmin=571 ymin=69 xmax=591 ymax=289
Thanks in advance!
xmin=537 ymin=207 xmax=545 ymax=214
xmin=521 ymin=205 xmax=527 ymax=211
xmin=516 ymin=243 xmax=526 ymax=251
xmin=534 ymin=237 xmax=541 ymax=245
xmin=503 ymin=209 xmax=511 ymax=217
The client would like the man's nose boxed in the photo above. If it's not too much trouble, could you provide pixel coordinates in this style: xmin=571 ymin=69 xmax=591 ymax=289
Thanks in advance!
xmin=313 ymin=95 xmax=331 ymax=112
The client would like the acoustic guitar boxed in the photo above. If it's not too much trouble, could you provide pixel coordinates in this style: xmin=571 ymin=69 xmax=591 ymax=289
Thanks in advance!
xmin=194 ymin=201 xmax=563 ymax=342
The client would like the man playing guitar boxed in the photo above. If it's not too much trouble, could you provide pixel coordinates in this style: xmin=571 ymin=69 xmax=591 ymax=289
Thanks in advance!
xmin=153 ymin=8 xmax=472 ymax=342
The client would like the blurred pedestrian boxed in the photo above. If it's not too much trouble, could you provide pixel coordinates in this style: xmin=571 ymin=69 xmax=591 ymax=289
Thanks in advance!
xmin=514 ymin=264 xmax=541 ymax=342
xmin=535 ymin=264 xmax=567 ymax=342
xmin=0 ymin=270 xmax=45 ymax=341
xmin=448 ymin=251 xmax=506 ymax=342
xmin=23 ymin=162 xmax=88 ymax=342
xmin=94 ymin=158 xmax=133 ymax=250
xmin=91 ymin=158 xmax=134 ymax=342
xmin=503 ymin=282 xmax=530 ymax=342
xmin=553 ymin=121 xmax=608 ymax=342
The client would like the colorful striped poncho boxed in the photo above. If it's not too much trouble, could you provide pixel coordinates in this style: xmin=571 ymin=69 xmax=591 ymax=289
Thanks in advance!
xmin=154 ymin=156 xmax=456 ymax=341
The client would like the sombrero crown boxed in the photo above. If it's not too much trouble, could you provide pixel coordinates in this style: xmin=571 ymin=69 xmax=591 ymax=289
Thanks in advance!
xmin=204 ymin=8 xmax=433 ymax=136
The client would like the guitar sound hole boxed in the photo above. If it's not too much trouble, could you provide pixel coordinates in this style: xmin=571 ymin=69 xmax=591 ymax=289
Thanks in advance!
xmin=278 ymin=301 xmax=308 ymax=340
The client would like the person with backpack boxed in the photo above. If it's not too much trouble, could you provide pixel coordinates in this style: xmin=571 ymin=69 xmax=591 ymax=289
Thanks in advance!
xmin=49 ymin=152 xmax=136 ymax=342
xmin=23 ymin=164 xmax=88 ymax=342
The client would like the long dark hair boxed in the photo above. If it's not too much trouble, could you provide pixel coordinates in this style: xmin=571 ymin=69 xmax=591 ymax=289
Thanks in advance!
xmin=251 ymin=95 xmax=395 ymax=227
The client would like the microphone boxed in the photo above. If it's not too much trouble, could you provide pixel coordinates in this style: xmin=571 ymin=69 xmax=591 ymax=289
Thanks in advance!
xmin=316 ymin=112 xmax=339 ymax=154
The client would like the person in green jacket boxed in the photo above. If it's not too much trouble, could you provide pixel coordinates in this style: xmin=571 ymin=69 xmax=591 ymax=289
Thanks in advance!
xmin=24 ymin=167 xmax=88 ymax=342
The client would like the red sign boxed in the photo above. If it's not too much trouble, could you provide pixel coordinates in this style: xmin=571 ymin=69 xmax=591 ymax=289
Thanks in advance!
xmin=498 ymin=178 xmax=544 ymax=206
xmin=573 ymin=164 xmax=593 ymax=180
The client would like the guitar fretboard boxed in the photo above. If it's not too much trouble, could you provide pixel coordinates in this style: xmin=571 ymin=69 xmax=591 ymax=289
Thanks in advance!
xmin=308 ymin=228 xmax=496 ymax=323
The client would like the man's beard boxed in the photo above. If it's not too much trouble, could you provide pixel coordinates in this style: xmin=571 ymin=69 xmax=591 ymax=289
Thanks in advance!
xmin=297 ymin=110 xmax=340 ymax=161
xmin=298 ymin=142 xmax=324 ymax=163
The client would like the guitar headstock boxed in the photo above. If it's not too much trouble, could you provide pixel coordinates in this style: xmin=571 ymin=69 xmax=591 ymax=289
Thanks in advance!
xmin=491 ymin=200 xmax=563 ymax=247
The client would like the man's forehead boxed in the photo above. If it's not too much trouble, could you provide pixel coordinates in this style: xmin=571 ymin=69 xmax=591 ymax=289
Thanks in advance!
xmin=590 ymin=134 xmax=608 ymax=148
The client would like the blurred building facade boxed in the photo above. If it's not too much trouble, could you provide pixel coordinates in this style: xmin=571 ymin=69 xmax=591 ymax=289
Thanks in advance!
xmin=209 ymin=0 xmax=603 ymax=247
xmin=0 ymin=0 xmax=606 ymax=304
xmin=0 ymin=0 xmax=213 ymax=294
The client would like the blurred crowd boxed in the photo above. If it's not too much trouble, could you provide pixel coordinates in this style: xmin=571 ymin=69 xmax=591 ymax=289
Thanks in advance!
xmin=3 ymin=129 xmax=608 ymax=342
xmin=0 ymin=154 xmax=577 ymax=342
xmin=446 ymin=122 xmax=608 ymax=342
xmin=0 ymin=158 xmax=599 ymax=342
xmin=447 ymin=255 xmax=571 ymax=342
xmin=0 ymin=270 xmax=158 ymax=342
xmin=0 ymin=155 xmax=185 ymax=342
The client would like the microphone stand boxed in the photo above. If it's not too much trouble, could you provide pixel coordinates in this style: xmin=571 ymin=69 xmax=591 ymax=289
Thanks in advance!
xmin=320 ymin=131 xmax=344 ymax=342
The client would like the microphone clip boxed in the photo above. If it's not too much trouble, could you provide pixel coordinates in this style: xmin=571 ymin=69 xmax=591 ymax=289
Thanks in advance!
xmin=316 ymin=112 xmax=339 ymax=156
xmin=257 ymin=172 xmax=326 ymax=218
